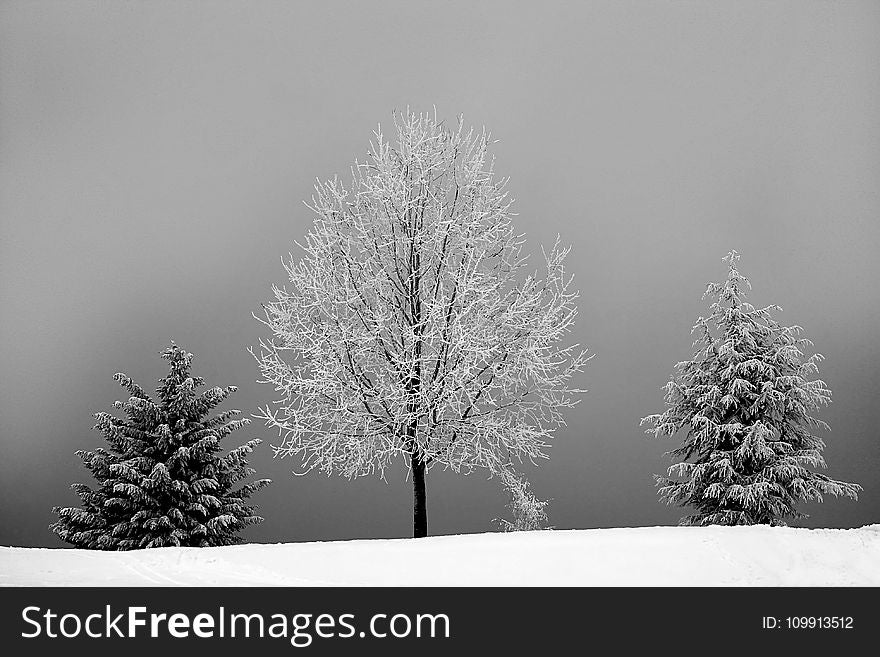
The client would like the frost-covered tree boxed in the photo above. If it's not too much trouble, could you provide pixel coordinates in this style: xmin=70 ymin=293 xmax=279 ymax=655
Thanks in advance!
xmin=494 ymin=468 xmax=551 ymax=532
xmin=642 ymin=251 xmax=860 ymax=526
xmin=253 ymin=110 xmax=589 ymax=537
xmin=51 ymin=343 xmax=270 ymax=549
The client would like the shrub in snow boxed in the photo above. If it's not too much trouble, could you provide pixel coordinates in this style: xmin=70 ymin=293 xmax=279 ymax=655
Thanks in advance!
xmin=495 ymin=468 xmax=551 ymax=532
xmin=642 ymin=251 xmax=860 ymax=526
xmin=51 ymin=342 xmax=270 ymax=549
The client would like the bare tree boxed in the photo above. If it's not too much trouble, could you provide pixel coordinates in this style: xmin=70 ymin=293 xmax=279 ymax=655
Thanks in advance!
xmin=252 ymin=110 xmax=589 ymax=537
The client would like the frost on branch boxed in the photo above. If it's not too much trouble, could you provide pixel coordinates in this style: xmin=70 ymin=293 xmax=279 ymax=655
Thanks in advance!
xmin=641 ymin=251 xmax=860 ymax=526
xmin=251 ymin=110 xmax=590 ymax=485
xmin=494 ymin=467 xmax=551 ymax=532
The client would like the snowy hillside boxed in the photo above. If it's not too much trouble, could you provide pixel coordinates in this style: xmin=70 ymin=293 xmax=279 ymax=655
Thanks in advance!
xmin=3 ymin=525 xmax=879 ymax=586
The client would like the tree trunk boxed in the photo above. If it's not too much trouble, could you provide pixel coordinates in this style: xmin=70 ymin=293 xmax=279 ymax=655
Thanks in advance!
xmin=411 ymin=454 xmax=427 ymax=538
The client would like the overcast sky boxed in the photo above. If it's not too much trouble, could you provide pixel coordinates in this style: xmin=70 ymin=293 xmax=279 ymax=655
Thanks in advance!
xmin=2 ymin=0 xmax=878 ymax=547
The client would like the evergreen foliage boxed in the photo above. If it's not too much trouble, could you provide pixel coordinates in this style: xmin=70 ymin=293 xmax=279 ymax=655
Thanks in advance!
xmin=51 ymin=343 xmax=270 ymax=549
xmin=642 ymin=251 xmax=860 ymax=525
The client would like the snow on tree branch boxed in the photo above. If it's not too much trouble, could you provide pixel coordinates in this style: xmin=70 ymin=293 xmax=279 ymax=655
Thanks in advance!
xmin=641 ymin=251 xmax=860 ymax=526
xmin=252 ymin=110 xmax=590 ymax=482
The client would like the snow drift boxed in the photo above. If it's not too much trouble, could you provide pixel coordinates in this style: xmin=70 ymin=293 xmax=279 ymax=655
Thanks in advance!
xmin=2 ymin=525 xmax=878 ymax=586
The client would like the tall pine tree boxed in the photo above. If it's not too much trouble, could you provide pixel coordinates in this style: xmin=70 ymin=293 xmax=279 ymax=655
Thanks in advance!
xmin=51 ymin=343 xmax=270 ymax=549
xmin=642 ymin=251 xmax=860 ymax=526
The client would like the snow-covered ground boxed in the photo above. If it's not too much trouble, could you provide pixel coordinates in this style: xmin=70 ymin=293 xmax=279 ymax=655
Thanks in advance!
xmin=2 ymin=525 xmax=878 ymax=586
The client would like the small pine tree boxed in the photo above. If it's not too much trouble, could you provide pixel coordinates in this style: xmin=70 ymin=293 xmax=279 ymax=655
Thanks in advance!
xmin=642 ymin=251 xmax=860 ymax=526
xmin=494 ymin=468 xmax=551 ymax=532
xmin=51 ymin=342 xmax=271 ymax=549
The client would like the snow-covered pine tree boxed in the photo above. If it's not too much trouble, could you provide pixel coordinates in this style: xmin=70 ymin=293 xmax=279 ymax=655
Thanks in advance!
xmin=494 ymin=468 xmax=551 ymax=532
xmin=51 ymin=342 xmax=270 ymax=549
xmin=641 ymin=251 xmax=860 ymax=526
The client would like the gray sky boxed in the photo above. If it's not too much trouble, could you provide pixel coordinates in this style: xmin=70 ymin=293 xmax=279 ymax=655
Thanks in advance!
xmin=1 ymin=0 xmax=878 ymax=547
